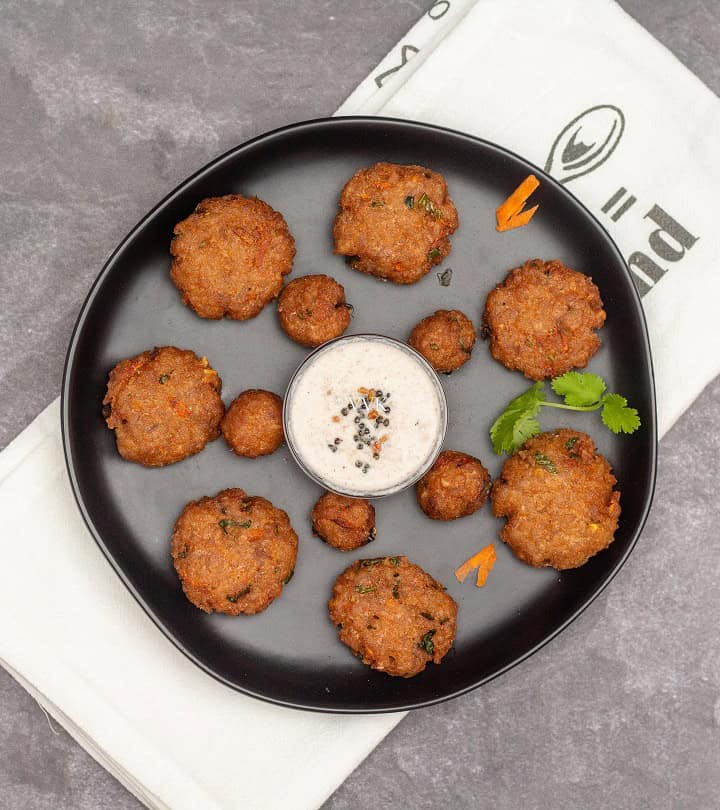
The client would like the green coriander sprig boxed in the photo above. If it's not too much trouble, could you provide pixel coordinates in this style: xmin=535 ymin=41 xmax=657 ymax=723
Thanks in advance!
xmin=490 ymin=371 xmax=641 ymax=455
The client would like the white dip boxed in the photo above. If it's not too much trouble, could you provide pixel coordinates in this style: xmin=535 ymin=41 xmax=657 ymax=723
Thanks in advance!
xmin=284 ymin=335 xmax=447 ymax=497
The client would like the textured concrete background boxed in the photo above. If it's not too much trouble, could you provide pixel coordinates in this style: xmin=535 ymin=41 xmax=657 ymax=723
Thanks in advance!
xmin=1 ymin=1 xmax=719 ymax=808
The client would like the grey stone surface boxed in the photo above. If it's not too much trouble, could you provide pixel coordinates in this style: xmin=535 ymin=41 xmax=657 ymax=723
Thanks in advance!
xmin=0 ymin=1 xmax=718 ymax=809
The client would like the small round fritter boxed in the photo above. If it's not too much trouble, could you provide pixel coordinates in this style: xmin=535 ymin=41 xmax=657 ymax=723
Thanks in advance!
xmin=311 ymin=492 xmax=376 ymax=551
xmin=333 ymin=162 xmax=459 ymax=285
xmin=328 ymin=556 xmax=457 ymax=678
xmin=416 ymin=450 xmax=491 ymax=521
xmin=483 ymin=258 xmax=606 ymax=380
xmin=277 ymin=274 xmax=352 ymax=347
xmin=408 ymin=309 xmax=476 ymax=373
xmin=170 ymin=195 xmax=296 ymax=320
xmin=103 ymin=346 xmax=223 ymax=467
xmin=491 ymin=429 xmax=621 ymax=570
xmin=171 ymin=488 xmax=298 ymax=615
xmin=221 ymin=389 xmax=283 ymax=458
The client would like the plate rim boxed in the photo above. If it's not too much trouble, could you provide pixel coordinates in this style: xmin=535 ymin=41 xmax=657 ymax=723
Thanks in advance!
xmin=60 ymin=115 xmax=658 ymax=714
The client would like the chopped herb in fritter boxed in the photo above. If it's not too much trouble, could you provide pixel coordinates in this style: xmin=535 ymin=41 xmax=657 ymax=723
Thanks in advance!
xmin=418 ymin=630 xmax=436 ymax=655
xmin=533 ymin=451 xmax=558 ymax=474
xmin=226 ymin=585 xmax=251 ymax=603
xmin=218 ymin=518 xmax=251 ymax=534
xmin=417 ymin=192 xmax=443 ymax=220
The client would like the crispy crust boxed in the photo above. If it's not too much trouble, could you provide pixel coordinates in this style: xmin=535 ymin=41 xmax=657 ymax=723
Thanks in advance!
xmin=170 ymin=195 xmax=295 ymax=320
xmin=482 ymin=258 xmax=606 ymax=380
xmin=491 ymin=429 xmax=621 ymax=570
xmin=333 ymin=162 xmax=459 ymax=284
xmin=221 ymin=389 xmax=284 ymax=458
xmin=277 ymin=274 xmax=352 ymax=347
xmin=328 ymin=556 xmax=457 ymax=677
xmin=171 ymin=488 xmax=298 ymax=615
xmin=103 ymin=346 xmax=223 ymax=467
xmin=409 ymin=309 xmax=476 ymax=373
xmin=311 ymin=492 xmax=376 ymax=551
xmin=416 ymin=450 xmax=492 ymax=521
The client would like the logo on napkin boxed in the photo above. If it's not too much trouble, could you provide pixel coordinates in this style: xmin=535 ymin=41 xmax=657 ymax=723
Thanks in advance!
xmin=546 ymin=104 xmax=699 ymax=297
xmin=544 ymin=104 xmax=625 ymax=184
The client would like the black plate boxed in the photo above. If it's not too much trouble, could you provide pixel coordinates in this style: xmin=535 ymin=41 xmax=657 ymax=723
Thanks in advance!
xmin=62 ymin=117 xmax=657 ymax=713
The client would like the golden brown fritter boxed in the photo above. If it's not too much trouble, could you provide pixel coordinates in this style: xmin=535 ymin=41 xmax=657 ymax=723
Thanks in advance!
xmin=311 ymin=492 xmax=376 ymax=551
xmin=171 ymin=488 xmax=298 ymax=615
xmin=491 ymin=429 xmax=621 ymax=570
xmin=170 ymin=195 xmax=295 ymax=320
xmin=221 ymin=389 xmax=283 ymax=458
xmin=328 ymin=556 xmax=457 ymax=678
xmin=408 ymin=309 xmax=476 ymax=373
xmin=277 ymin=274 xmax=352 ymax=347
xmin=103 ymin=346 xmax=223 ymax=467
xmin=416 ymin=450 xmax=491 ymax=521
xmin=482 ymin=258 xmax=606 ymax=380
xmin=333 ymin=162 xmax=459 ymax=284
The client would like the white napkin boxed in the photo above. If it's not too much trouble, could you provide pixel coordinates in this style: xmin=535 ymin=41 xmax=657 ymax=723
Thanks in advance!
xmin=2 ymin=2 xmax=719 ymax=808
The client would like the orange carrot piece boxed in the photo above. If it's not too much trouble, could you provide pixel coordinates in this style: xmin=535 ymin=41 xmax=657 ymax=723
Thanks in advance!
xmin=496 ymin=174 xmax=540 ymax=232
xmin=496 ymin=204 xmax=539 ymax=232
xmin=474 ymin=544 xmax=497 ymax=587
xmin=455 ymin=545 xmax=488 ymax=582
xmin=169 ymin=398 xmax=191 ymax=418
xmin=455 ymin=543 xmax=496 ymax=585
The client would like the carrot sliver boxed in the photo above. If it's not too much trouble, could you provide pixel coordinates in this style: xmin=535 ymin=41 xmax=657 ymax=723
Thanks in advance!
xmin=454 ymin=544 xmax=489 ymax=582
xmin=475 ymin=545 xmax=497 ymax=587
xmin=455 ymin=543 xmax=497 ymax=585
xmin=496 ymin=204 xmax=538 ymax=232
xmin=497 ymin=174 xmax=539 ymax=216
xmin=454 ymin=555 xmax=480 ymax=583
xmin=496 ymin=174 xmax=540 ymax=232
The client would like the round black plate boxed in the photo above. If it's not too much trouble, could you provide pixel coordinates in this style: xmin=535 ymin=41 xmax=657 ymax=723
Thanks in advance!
xmin=61 ymin=117 xmax=657 ymax=713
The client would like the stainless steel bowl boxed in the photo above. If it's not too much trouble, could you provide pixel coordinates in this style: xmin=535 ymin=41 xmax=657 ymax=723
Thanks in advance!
xmin=282 ymin=334 xmax=448 ymax=498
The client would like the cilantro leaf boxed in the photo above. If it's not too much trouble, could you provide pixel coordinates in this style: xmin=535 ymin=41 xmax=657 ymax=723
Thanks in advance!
xmin=491 ymin=373 xmax=641 ymax=454
xmin=490 ymin=382 xmax=545 ymax=454
xmin=601 ymin=393 xmax=641 ymax=434
xmin=551 ymin=371 xmax=606 ymax=407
